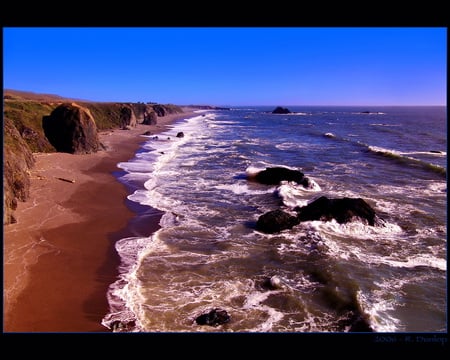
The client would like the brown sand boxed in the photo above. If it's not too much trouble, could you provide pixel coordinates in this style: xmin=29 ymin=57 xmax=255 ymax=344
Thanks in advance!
xmin=3 ymin=109 xmax=200 ymax=332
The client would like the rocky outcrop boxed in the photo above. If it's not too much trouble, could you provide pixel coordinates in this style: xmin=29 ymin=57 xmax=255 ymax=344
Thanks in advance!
xmin=295 ymin=196 xmax=378 ymax=226
xmin=42 ymin=103 xmax=101 ymax=154
xmin=152 ymin=104 xmax=167 ymax=117
xmin=136 ymin=103 xmax=184 ymax=125
xmin=251 ymin=167 xmax=310 ymax=187
xmin=3 ymin=117 xmax=35 ymax=224
xmin=120 ymin=105 xmax=137 ymax=129
xmin=256 ymin=197 xmax=380 ymax=234
xmin=272 ymin=106 xmax=291 ymax=114
xmin=142 ymin=107 xmax=158 ymax=125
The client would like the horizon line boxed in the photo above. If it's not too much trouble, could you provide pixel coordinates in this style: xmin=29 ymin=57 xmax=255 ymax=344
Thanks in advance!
xmin=4 ymin=88 xmax=446 ymax=108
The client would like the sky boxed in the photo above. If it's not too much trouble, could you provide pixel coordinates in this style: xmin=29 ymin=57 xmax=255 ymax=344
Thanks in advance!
xmin=2 ymin=27 xmax=447 ymax=106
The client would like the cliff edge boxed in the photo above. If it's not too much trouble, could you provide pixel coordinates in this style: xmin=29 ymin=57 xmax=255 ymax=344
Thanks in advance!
xmin=3 ymin=89 xmax=184 ymax=224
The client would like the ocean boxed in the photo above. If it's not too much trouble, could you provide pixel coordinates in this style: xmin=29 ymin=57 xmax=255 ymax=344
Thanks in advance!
xmin=101 ymin=106 xmax=446 ymax=333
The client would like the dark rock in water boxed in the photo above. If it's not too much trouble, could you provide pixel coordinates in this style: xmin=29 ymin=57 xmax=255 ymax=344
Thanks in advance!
xmin=42 ymin=103 xmax=100 ymax=154
xmin=253 ymin=167 xmax=308 ymax=186
xmin=272 ymin=106 xmax=291 ymax=114
xmin=429 ymin=150 xmax=442 ymax=154
xmin=295 ymin=196 xmax=378 ymax=226
xmin=195 ymin=308 xmax=230 ymax=326
xmin=256 ymin=209 xmax=300 ymax=233
xmin=176 ymin=131 xmax=184 ymax=138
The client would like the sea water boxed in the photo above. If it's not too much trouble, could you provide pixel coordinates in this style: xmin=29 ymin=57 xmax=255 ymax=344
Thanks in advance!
xmin=102 ymin=106 xmax=446 ymax=333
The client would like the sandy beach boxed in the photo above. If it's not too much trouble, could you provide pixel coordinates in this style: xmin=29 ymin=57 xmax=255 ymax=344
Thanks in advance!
xmin=3 ymin=109 xmax=199 ymax=332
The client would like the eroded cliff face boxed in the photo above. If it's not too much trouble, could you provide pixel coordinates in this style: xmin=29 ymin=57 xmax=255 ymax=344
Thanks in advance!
xmin=3 ymin=117 xmax=36 ymax=224
xmin=120 ymin=105 xmax=137 ymax=129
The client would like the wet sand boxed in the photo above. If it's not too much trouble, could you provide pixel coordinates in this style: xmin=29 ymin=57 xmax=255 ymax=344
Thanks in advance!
xmin=3 ymin=109 xmax=199 ymax=332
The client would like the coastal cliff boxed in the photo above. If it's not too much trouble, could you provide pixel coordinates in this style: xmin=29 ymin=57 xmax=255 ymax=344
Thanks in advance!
xmin=3 ymin=89 xmax=185 ymax=224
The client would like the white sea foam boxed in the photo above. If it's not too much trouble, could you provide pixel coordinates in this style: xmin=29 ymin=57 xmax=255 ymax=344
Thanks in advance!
xmin=117 ymin=159 xmax=155 ymax=173
xmin=368 ymin=145 xmax=402 ymax=156
xmin=102 ymin=234 xmax=168 ymax=332
xmin=105 ymin=106 xmax=446 ymax=332
xmin=242 ymin=290 xmax=285 ymax=332
xmin=313 ymin=220 xmax=446 ymax=272
xmin=401 ymin=150 xmax=447 ymax=156
xmin=357 ymin=289 xmax=403 ymax=332
xmin=216 ymin=183 xmax=274 ymax=195
xmin=245 ymin=163 xmax=303 ymax=177
xmin=369 ymin=123 xmax=400 ymax=127
xmin=275 ymin=142 xmax=305 ymax=150
xmin=277 ymin=180 xmax=321 ymax=208
xmin=426 ymin=181 xmax=447 ymax=193
xmin=314 ymin=218 xmax=403 ymax=239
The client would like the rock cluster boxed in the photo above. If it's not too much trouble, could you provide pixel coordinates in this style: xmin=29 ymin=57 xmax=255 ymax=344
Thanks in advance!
xmin=251 ymin=167 xmax=382 ymax=234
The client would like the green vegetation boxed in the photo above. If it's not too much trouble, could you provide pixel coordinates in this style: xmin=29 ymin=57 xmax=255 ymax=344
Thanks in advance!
xmin=80 ymin=102 xmax=124 ymax=130
xmin=3 ymin=100 xmax=58 ymax=152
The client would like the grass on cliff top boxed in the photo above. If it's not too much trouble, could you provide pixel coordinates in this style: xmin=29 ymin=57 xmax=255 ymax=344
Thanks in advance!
xmin=3 ymin=100 xmax=58 ymax=152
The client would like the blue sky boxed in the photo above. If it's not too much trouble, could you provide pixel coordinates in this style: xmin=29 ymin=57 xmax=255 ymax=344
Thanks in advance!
xmin=3 ymin=27 xmax=447 ymax=106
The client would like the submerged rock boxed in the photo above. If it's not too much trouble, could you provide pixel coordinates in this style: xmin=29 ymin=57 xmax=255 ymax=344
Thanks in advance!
xmin=195 ymin=308 xmax=230 ymax=326
xmin=256 ymin=209 xmax=300 ymax=234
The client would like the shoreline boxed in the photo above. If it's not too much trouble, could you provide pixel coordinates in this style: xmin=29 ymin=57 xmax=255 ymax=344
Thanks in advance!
xmin=3 ymin=109 xmax=200 ymax=332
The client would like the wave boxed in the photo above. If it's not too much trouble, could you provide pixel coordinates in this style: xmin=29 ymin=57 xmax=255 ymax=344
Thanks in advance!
xmin=352 ymin=112 xmax=386 ymax=115
xmin=102 ymin=235 xmax=163 ymax=332
xmin=304 ymin=220 xmax=446 ymax=272
xmin=320 ymin=130 xmax=446 ymax=177
xmin=366 ymin=146 xmax=446 ymax=177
